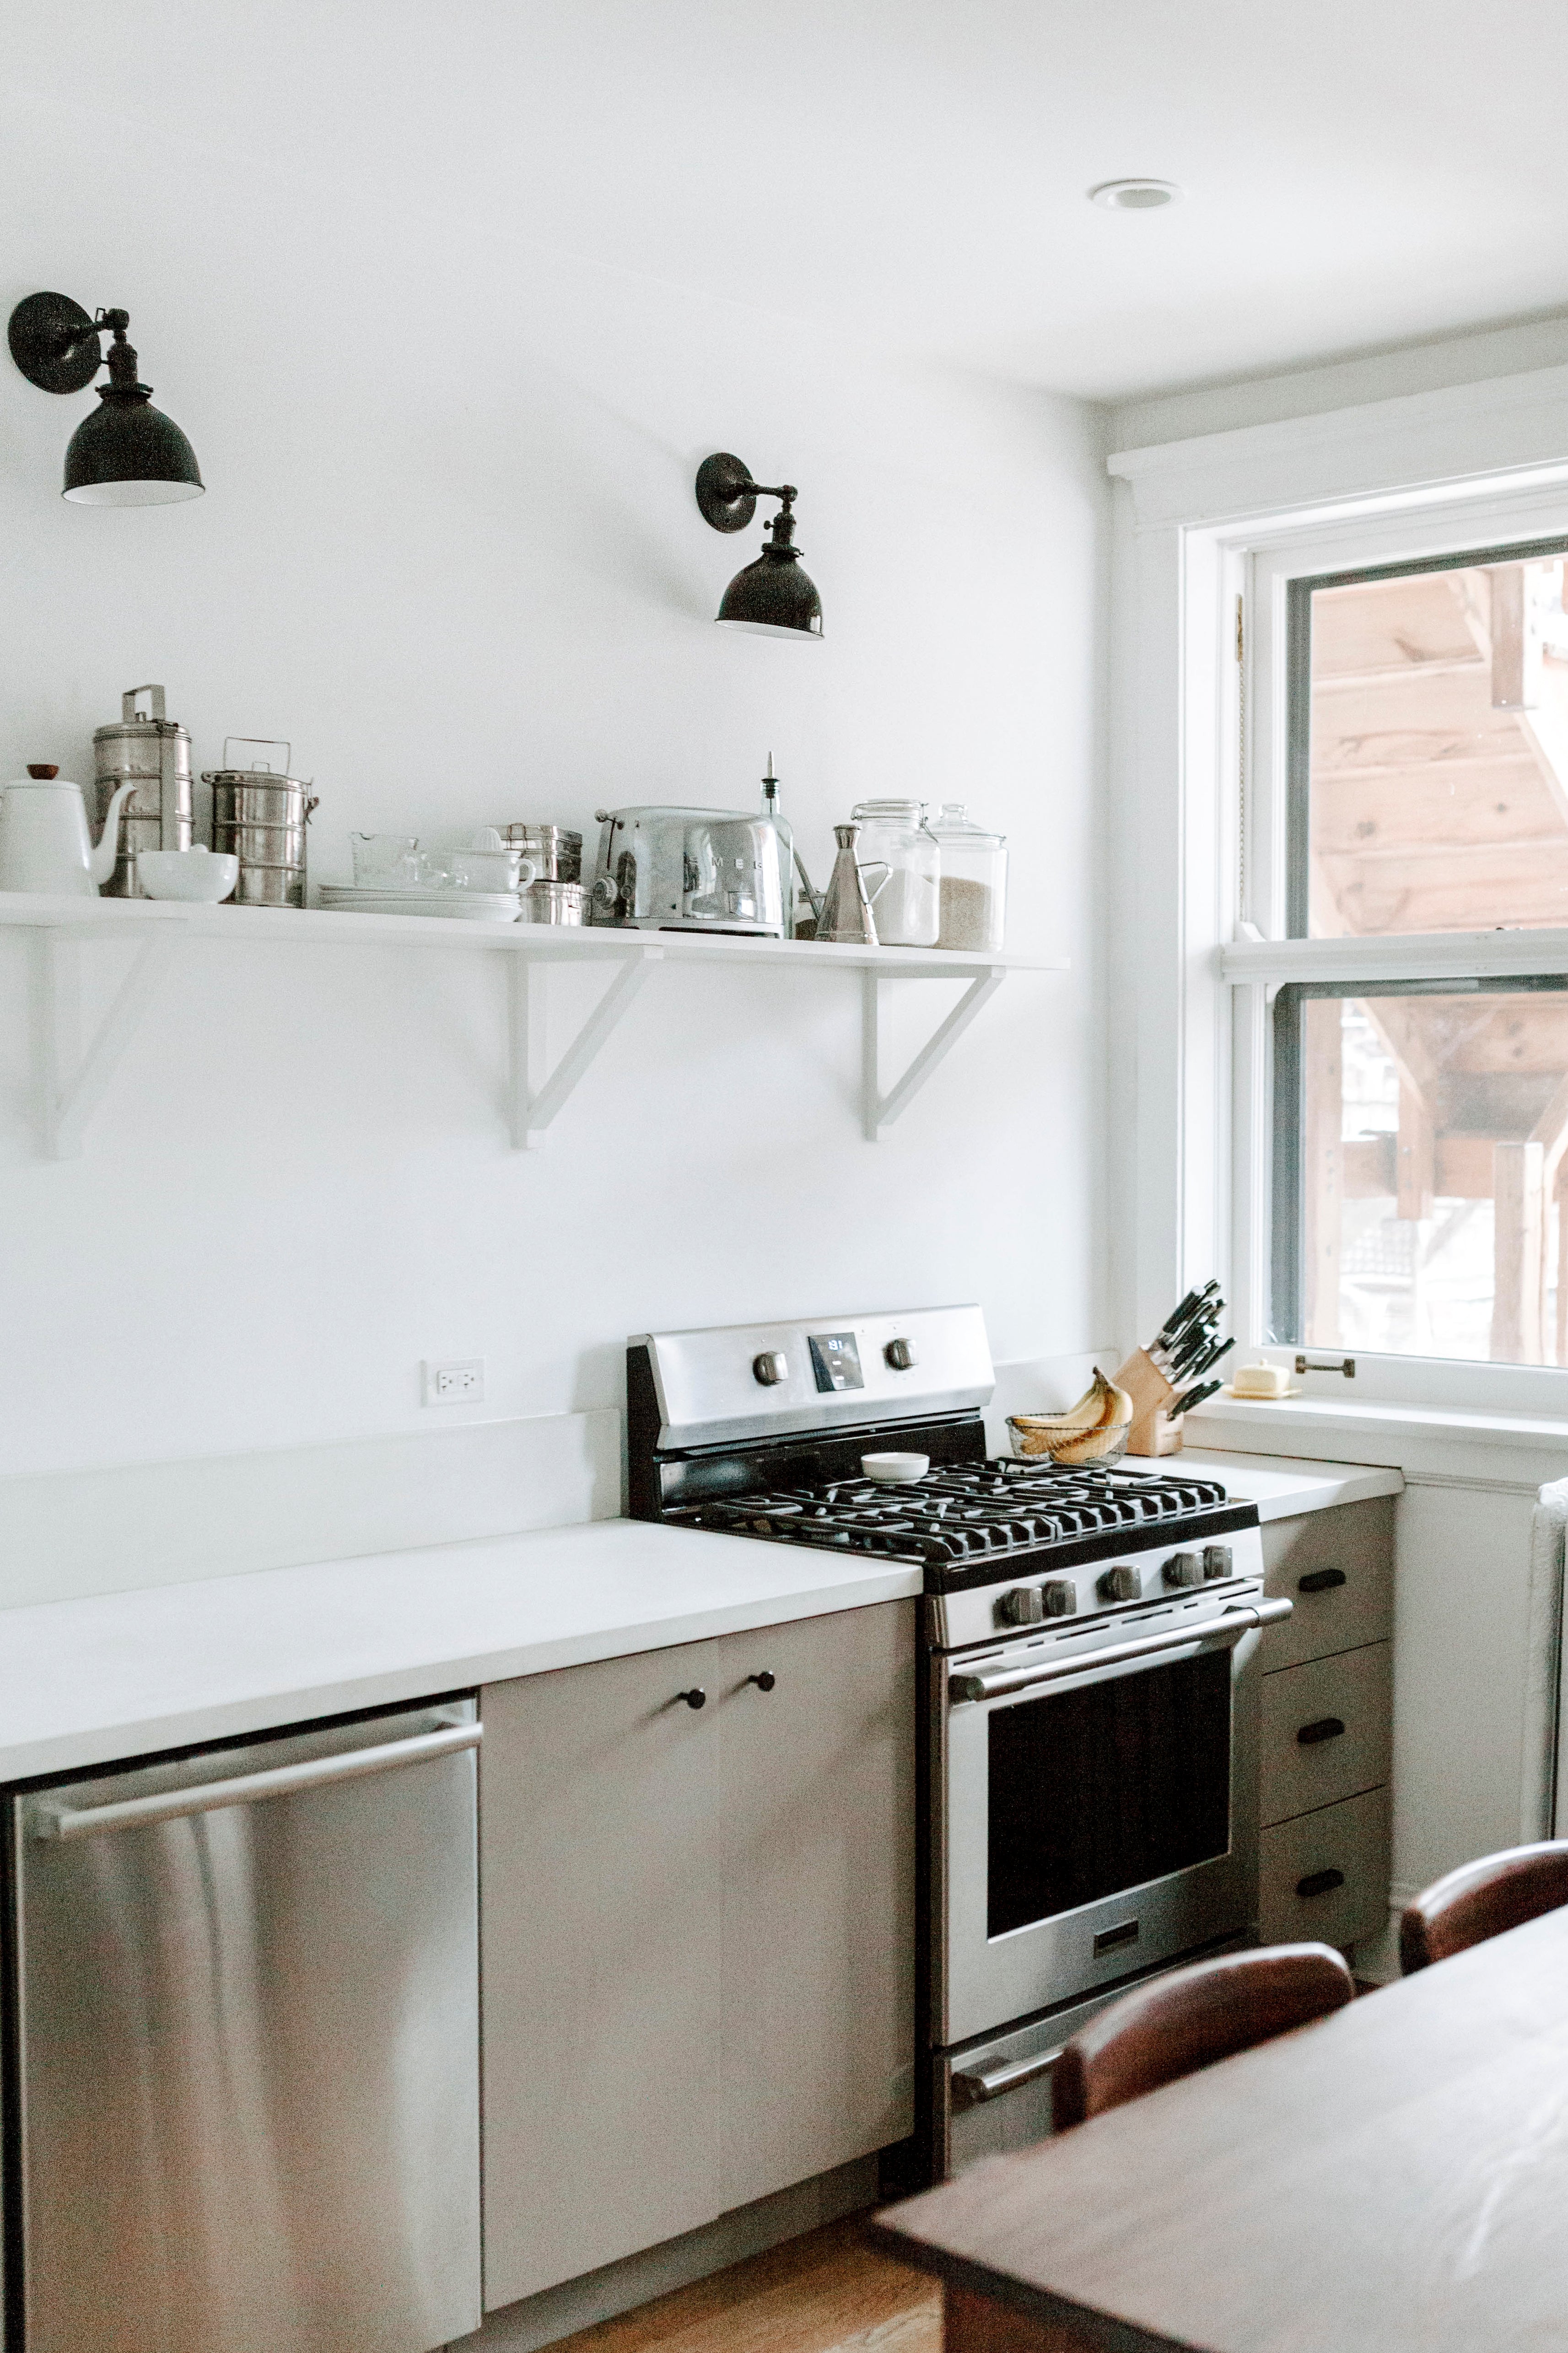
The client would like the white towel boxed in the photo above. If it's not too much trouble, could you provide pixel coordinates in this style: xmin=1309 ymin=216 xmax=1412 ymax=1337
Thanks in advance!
xmin=1521 ymin=1477 xmax=1568 ymax=1840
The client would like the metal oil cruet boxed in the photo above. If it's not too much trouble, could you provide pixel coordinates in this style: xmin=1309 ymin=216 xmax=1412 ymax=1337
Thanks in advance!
xmin=817 ymin=821 xmax=879 ymax=946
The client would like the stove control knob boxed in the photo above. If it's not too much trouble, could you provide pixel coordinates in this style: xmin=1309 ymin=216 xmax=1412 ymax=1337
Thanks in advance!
xmin=999 ymin=1586 xmax=1045 ymax=1626
xmin=1203 ymin=1544 xmax=1234 ymax=1581
xmin=1041 ymin=1578 xmax=1078 ymax=1618
xmin=1099 ymin=1564 xmax=1142 ymax=1603
xmin=752 ymin=1350 xmax=789 ymax=1387
xmin=884 ymin=1337 xmax=919 ymax=1370
xmin=1164 ymin=1551 xmax=1202 ymax=1590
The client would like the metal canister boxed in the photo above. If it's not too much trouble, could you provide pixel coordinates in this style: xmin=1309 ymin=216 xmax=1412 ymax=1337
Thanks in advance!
xmin=502 ymin=826 xmax=582 ymax=883
xmin=92 ymin=684 xmax=193 ymax=897
xmin=519 ymin=880 xmax=586 ymax=925
xmin=204 ymin=739 xmax=318 ymax=907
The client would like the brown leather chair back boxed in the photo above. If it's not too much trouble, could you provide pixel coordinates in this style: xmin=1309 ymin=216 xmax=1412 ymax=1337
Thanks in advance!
xmin=1400 ymin=1840 xmax=1568 ymax=1974
xmin=1052 ymin=1943 xmax=1355 ymax=2130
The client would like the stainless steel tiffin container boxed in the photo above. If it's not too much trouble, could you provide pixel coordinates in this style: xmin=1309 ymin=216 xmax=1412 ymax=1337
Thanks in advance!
xmin=204 ymin=739 xmax=318 ymax=907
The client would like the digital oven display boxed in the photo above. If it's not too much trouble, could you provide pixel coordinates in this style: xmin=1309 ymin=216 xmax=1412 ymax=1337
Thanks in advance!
xmin=808 ymin=1332 xmax=864 ymax=1392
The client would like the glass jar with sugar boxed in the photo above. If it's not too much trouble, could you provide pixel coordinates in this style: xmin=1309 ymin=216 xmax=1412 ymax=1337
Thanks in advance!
xmin=927 ymin=803 xmax=1007 ymax=952
xmin=849 ymin=798 xmax=940 ymax=946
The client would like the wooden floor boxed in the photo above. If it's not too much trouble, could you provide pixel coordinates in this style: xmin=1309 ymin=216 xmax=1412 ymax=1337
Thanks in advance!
xmin=550 ymin=2219 xmax=942 ymax=2353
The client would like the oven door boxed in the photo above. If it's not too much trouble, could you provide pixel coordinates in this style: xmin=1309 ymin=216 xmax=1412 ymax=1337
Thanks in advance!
xmin=937 ymin=1606 xmax=1272 ymax=2047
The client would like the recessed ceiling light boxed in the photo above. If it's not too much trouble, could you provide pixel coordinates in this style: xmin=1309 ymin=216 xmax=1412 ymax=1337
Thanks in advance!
xmin=1089 ymin=179 xmax=1183 ymax=211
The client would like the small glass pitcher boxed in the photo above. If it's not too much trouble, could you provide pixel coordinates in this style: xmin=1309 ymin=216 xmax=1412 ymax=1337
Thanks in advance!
xmin=849 ymin=798 xmax=940 ymax=946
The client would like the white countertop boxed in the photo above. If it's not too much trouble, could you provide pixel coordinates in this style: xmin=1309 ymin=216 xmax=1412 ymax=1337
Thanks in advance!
xmin=1133 ymin=1450 xmax=1404 ymax=1521
xmin=0 ymin=1452 xmax=1399 ymax=1786
xmin=0 ymin=1520 xmax=922 ymax=1786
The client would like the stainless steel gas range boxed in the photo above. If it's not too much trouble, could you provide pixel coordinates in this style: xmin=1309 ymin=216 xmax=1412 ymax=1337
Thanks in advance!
xmin=627 ymin=1303 xmax=1290 ymax=2182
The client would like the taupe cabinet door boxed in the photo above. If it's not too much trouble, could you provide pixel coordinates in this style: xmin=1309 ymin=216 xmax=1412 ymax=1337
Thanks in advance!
xmin=715 ymin=1602 xmax=915 ymax=2211
xmin=480 ymin=1637 xmax=723 ymax=2310
xmin=480 ymin=1600 xmax=915 ymax=2311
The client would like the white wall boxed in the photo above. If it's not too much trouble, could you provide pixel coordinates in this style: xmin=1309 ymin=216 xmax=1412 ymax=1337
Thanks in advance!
xmin=0 ymin=25 xmax=1109 ymax=1504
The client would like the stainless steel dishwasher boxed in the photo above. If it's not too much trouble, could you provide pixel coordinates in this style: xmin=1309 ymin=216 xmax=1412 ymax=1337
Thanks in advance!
xmin=7 ymin=1696 xmax=482 ymax=2353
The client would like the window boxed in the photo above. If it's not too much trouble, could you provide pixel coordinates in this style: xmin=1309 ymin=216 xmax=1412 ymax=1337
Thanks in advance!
xmin=1273 ymin=978 xmax=1568 ymax=1365
xmin=1261 ymin=534 xmax=1568 ymax=1377
xmin=1262 ymin=539 xmax=1563 ymax=1374
xmin=1110 ymin=383 xmax=1568 ymax=1420
xmin=1288 ymin=545 xmax=1568 ymax=940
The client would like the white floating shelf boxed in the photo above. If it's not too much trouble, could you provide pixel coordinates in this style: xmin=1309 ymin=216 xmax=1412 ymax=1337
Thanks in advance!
xmin=0 ymin=893 xmax=1066 ymax=1156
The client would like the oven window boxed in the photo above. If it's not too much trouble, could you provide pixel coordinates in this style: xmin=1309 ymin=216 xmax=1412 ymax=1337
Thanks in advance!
xmin=987 ymin=1650 xmax=1233 ymax=1937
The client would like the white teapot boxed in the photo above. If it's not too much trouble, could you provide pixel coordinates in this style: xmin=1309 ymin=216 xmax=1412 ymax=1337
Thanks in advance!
xmin=0 ymin=765 xmax=137 ymax=896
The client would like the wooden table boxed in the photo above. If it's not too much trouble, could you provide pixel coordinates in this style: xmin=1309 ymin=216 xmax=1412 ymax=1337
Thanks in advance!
xmin=873 ymin=1908 xmax=1568 ymax=2353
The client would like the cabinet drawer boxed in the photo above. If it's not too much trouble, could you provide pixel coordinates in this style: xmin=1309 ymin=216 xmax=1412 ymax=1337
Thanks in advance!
xmin=1260 ymin=1642 xmax=1391 ymax=1826
xmin=1261 ymin=1497 xmax=1394 ymax=1671
xmin=1259 ymin=1786 xmax=1391 ymax=1950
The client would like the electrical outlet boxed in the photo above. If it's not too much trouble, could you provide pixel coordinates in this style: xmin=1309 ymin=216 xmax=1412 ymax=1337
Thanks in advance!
xmin=423 ymin=1359 xmax=485 ymax=1406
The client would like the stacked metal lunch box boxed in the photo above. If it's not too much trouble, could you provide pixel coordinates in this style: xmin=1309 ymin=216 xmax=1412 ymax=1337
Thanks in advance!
xmin=92 ymin=685 xmax=193 ymax=897
xmin=205 ymin=740 xmax=319 ymax=907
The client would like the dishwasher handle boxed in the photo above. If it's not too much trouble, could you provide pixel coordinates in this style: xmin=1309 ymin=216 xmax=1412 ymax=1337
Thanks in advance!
xmin=948 ymin=1597 xmax=1292 ymax=1705
xmin=32 ymin=1719 xmax=482 ymax=1841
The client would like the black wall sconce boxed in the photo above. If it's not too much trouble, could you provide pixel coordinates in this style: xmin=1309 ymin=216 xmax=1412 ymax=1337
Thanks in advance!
xmin=8 ymin=291 xmax=204 ymax=506
xmin=695 ymin=453 xmax=822 ymax=641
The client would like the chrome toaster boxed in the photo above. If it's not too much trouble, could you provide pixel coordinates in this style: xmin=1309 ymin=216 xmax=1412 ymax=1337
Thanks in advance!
xmin=588 ymin=805 xmax=785 ymax=934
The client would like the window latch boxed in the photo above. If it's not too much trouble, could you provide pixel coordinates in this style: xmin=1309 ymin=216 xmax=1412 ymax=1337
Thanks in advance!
xmin=1295 ymin=1355 xmax=1356 ymax=1378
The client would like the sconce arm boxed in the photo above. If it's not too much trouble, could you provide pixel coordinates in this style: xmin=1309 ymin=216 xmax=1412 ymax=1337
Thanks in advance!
xmin=8 ymin=292 xmax=137 ymax=395
xmin=695 ymin=450 xmax=803 ymax=534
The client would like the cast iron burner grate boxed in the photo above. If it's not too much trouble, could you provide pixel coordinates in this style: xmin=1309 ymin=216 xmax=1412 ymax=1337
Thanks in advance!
xmin=675 ymin=1460 xmax=1229 ymax=1569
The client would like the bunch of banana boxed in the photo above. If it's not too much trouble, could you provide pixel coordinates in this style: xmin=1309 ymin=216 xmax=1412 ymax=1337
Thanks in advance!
xmin=1008 ymin=1370 xmax=1135 ymax=1465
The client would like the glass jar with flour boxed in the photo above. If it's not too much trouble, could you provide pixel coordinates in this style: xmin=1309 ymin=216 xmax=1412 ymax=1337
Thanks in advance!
xmin=849 ymin=798 xmax=940 ymax=946
xmin=927 ymin=803 xmax=1007 ymax=951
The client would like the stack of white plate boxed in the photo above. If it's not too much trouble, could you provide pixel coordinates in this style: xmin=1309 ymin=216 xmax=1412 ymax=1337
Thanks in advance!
xmin=318 ymin=885 xmax=520 ymax=923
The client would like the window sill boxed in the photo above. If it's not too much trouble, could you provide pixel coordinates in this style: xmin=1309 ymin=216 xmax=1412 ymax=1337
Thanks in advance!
xmin=1186 ymin=1392 xmax=1568 ymax=1486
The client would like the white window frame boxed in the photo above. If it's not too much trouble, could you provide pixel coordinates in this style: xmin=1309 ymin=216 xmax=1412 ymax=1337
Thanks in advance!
xmin=1108 ymin=366 xmax=1568 ymax=1418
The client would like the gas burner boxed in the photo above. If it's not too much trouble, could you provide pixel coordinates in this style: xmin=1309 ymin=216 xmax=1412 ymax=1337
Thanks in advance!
xmin=679 ymin=1455 xmax=1234 ymax=1575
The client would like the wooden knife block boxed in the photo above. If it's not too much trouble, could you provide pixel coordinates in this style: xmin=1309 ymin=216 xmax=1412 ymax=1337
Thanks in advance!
xmin=1113 ymin=1348 xmax=1184 ymax=1457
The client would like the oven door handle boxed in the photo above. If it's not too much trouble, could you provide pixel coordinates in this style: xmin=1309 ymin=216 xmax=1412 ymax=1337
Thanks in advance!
xmin=953 ymin=2044 xmax=1067 ymax=2106
xmin=947 ymin=1597 xmax=1292 ymax=1705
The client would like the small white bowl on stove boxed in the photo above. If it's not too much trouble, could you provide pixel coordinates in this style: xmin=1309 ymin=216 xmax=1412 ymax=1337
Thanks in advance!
xmin=861 ymin=1451 xmax=929 ymax=1486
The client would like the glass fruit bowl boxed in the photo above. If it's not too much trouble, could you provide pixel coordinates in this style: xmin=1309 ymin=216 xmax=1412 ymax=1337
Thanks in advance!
xmin=1005 ymin=1371 xmax=1134 ymax=1466
xmin=1007 ymin=1415 xmax=1129 ymax=1467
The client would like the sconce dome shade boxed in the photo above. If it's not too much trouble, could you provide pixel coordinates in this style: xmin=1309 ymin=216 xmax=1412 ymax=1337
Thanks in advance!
xmin=717 ymin=544 xmax=824 ymax=641
xmin=63 ymin=387 xmax=204 ymax=505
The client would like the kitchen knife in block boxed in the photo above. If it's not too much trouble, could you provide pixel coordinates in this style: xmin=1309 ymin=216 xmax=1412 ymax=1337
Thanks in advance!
xmin=1112 ymin=1348 xmax=1184 ymax=1457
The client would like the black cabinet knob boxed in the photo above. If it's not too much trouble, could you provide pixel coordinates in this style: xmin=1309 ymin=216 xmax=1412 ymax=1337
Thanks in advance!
xmin=1297 ymin=1716 xmax=1346 ymax=1745
xmin=676 ymin=1688 xmax=706 ymax=1710
xmin=746 ymin=1671 xmax=776 ymax=1692
xmin=1297 ymin=1867 xmax=1346 ymax=1899
xmin=1298 ymin=1568 xmax=1347 ymax=1593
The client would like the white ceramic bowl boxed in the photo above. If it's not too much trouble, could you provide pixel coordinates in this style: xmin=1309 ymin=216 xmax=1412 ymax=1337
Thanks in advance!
xmin=137 ymin=849 xmax=240 ymax=902
xmin=861 ymin=1451 xmax=930 ymax=1486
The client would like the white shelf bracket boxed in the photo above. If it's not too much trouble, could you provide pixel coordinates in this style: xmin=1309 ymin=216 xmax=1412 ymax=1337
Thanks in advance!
xmin=507 ymin=947 xmax=661 ymax=1148
xmin=30 ymin=929 xmax=176 ymax=1160
xmin=861 ymin=963 xmax=1006 ymax=1141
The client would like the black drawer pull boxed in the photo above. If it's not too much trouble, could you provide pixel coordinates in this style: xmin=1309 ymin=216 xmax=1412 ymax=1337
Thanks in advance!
xmin=1297 ymin=1867 xmax=1346 ymax=1899
xmin=1298 ymin=1568 xmax=1347 ymax=1594
xmin=1297 ymin=1716 xmax=1346 ymax=1746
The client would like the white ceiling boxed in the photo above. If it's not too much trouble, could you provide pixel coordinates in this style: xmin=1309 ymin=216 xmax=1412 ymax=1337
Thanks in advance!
xmin=18 ymin=0 xmax=1568 ymax=402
